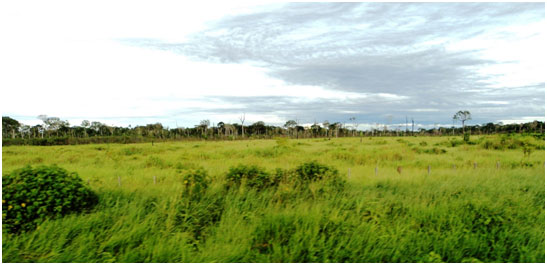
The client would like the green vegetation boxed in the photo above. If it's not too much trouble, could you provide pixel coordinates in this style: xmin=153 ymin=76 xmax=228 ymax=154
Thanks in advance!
xmin=2 ymin=165 xmax=98 ymax=234
xmin=2 ymin=135 xmax=545 ymax=262
xmin=2 ymin=115 xmax=545 ymax=146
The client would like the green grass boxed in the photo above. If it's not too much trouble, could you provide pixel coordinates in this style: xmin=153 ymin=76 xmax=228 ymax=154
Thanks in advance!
xmin=2 ymin=135 xmax=545 ymax=262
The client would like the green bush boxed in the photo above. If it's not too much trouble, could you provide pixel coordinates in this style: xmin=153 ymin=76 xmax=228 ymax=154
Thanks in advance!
xmin=423 ymin=147 xmax=447 ymax=154
xmin=291 ymin=161 xmax=339 ymax=183
xmin=226 ymin=164 xmax=276 ymax=190
xmin=182 ymin=168 xmax=210 ymax=200
xmin=2 ymin=165 xmax=98 ymax=234
xmin=463 ymin=133 xmax=470 ymax=142
xmin=175 ymin=191 xmax=224 ymax=240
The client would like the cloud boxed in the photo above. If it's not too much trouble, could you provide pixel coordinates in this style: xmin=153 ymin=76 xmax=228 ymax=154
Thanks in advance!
xmin=124 ymin=2 xmax=544 ymax=126
xmin=2 ymin=2 xmax=543 ymax=128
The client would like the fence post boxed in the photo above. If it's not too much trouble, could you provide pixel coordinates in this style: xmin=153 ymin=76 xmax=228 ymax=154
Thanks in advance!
xmin=118 ymin=176 xmax=121 ymax=187
xmin=375 ymin=167 xmax=378 ymax=176
xmin=496 ymin=161 xmax=500 ymax=169
xmin=473 ymin=162 xmax=477 ymax=169
xmin=428 ymin=165 xmax=431 ymax=175
xmin=153 ymin=175 xmax=157 ymax=184
xmin=347 ymin=168 xmax=351 ymax=179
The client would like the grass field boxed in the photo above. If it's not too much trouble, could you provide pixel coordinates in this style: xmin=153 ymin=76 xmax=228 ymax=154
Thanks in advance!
xmin=2 ymin=135 xmax=545 ymax=262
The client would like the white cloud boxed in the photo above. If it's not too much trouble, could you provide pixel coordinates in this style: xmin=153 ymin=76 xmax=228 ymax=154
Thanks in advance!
xmin=0 ymin=1 xmax=544 ymax=128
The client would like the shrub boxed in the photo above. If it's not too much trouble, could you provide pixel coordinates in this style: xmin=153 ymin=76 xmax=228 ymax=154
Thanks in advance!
xmin=175 ymin=190 xmax=224 ymax=240
xmin=423 ymin=147 xmax=447 ymax=154
xmin=2 ymin=165 xmax=98 ymax=234
xmin=225 ymin=164 xmax=275 ymax=190
xmin=291 ymin=161 xmax=344 ymax=190
xmin=182 ymin=168 xmax=210 ymax=200
xmin=463 ymin=133 xmax=470 ymax=142
xmin=482 ymin=140 xmax=494 ymax=150
xmin=291 ymin=161 xmax=339 ymax=183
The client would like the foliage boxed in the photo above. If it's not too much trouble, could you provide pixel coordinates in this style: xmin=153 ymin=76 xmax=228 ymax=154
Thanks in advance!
xmin=2 ymin=165 xmax=98 ymax=234
xmin=2 ymin=115 xmax=545 ymax=146
xmin=291 ymin=161 xmax=339 ymax=183
xmin=175 ymin=190 xmax=224 ymax=241
xmin=1 ymin=135 xmax=545 ymax=262
xmin=181 ymin=168 xmax=210 ymax=200
xmin=463 ymin=133 xmax=471 ymax=142
xmin=225 ymin=164 xmax=276 ymax=190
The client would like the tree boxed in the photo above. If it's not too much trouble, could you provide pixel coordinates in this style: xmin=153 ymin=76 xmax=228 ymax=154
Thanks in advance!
xmin=199 ymin=120 xmax=210 ymax=137
xmin=284 ymin=120 xmax=297 ymax=137
xmin=453 ymin=110 xmax=472 ymax=134
xmin=310 ymin=123 xmax=322 ymax=137
xmin=81 ymin=120 xmax=90 ymax=137
xmin=251 ymin=121 xmax=266 ymax=135
xmin=349 ymin=117 xmax=357 ymax=136
xmin=322 ymin=120 xmax=330 ymax=138
xmin=2 ymin=116 xmax=20 ymax=139
xmin=330 ymin=122 xmax=341 ymax=138
xmin=239 ymin=114 xmax=246 ymax=138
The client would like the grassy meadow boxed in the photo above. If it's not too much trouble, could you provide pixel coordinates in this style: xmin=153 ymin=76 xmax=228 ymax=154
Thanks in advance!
xmin=2 ymin=135 xmax=545 ymax=262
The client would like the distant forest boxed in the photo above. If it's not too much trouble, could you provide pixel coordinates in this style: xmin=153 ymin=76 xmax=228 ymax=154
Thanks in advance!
xmin=2 ymin=115 xmax=545 ymax=146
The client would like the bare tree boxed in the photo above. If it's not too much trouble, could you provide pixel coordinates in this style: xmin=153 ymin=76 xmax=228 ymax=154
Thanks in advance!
xmin=322 ymin=120 xmax=330 ymax=138
xmin=349 ymin=117 xmax=358 ymax=136
xmin=239 ymin=114 xmax=246 ymax=138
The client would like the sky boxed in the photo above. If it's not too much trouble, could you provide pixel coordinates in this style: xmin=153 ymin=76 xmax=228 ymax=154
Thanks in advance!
xmin=0 ymin=0 xmax=545 ymax=130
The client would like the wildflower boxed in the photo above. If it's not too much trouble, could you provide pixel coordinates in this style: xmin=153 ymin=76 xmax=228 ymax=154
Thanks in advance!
xmin=2 ymin=200 xmax=5 ymax=204
xmin=8 ymin=205 xmax=13 ymax=210
xmin=184 ymin=180 xmax=188 ymax=184
xmin=21 ymin=203 xmax=26 ymax=207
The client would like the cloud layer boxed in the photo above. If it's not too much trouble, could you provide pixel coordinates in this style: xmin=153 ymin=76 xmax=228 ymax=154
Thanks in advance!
xmin=132 ymin=2 xmax=544 ymax=127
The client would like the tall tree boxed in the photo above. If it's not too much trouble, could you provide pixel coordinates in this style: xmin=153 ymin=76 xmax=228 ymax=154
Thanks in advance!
xmin=199 ymin=119 xmax=210 ymax=137
xmin=453 ymin=110 xmax=472 ymax=134
xmin=2 ymin=116 xmax=20 ymax=139
xmin=239 ymin=114 xmax=246 ymax=138
xmin=284 ymin=120 xmax=297 ymax=137
xmin=322 ymin=120 xmax=330 ymax=138
xmin=349 ymin=117 xmax=357 ymax=136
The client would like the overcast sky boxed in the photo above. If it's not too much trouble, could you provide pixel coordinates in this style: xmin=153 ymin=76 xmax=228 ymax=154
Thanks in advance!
xmin=1 ymin=1 xmax=544 ymax=130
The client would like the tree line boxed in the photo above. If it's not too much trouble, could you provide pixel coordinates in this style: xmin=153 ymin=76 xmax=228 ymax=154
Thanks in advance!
xmin=2 ymin=114 xmax=544 ymax=146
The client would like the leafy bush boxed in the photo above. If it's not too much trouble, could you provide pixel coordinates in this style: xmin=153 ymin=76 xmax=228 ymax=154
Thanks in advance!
xmin=182 ymin=168 xmax=210 ymax=200
xmin=176 ymin=168 xmax=223 ymax=240
xmin=291 ymin=161 xmax=338 ymax=183
xmin=482 ymin=140 xmax=494 ymax=150
xmin=175 ymin=191 xmax=224 ymax=240
xmin=290 ymin=161 xmax=346 ymax=195
xmin=225 ymin=164 xmax=276 ymax=190
xmin=423 ymin=147 xmax=447 ymax=154
xmin=463 ymin=133 xmax=470 ymax=142
xmin=2 ymin=165 xmax=98 ymax=234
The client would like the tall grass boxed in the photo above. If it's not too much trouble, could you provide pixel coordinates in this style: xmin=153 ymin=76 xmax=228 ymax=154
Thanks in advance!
xmin=2 ymin=135 xmax=545 ymax=262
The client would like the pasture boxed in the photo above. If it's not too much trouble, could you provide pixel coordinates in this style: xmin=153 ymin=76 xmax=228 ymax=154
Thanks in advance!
xmin=2 ymin=135 xmax=545 ymax=262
